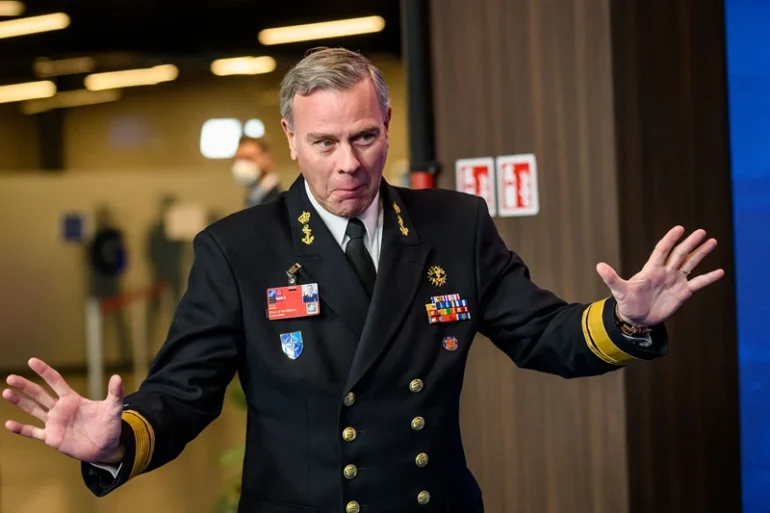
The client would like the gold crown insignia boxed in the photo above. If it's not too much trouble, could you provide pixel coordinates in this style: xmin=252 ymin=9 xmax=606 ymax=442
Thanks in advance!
xmin=298 ymin=211 xmax=311 ymax=224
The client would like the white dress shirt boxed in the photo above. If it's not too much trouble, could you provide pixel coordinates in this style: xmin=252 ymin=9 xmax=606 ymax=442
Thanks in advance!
xmin=304 ymin=179 xmax=383 ymax=268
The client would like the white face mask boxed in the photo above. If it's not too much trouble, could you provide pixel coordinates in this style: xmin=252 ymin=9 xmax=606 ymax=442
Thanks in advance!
xmin=231 ymin=159 xmax=263 ymax=187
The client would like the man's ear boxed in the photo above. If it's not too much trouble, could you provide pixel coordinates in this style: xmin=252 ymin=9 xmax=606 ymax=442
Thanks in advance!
xmin=383 ymin=107 xmax=392 ymax=135
xmin=281 ymin=119 xmax=298 ymax=161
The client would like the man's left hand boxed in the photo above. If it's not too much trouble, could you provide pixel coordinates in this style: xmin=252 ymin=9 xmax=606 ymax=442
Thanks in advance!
xmin=595 ymin=226 xmax=724 ymax=327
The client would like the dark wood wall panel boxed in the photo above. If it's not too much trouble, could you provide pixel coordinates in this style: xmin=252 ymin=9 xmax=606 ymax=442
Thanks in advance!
xmin=610 ymin=1 xmax=742 ymax=512
xmin=429 ymin=0 xmax=630 ymax=511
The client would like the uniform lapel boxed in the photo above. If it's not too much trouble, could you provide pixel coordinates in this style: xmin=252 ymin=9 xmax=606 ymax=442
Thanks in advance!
xmin=344 ymin=182 xmax=429 ymax=392
xmin=285 ymin=177 xmax=371 ymax=336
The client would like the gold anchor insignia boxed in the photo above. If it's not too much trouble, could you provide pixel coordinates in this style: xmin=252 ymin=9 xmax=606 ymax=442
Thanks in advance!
xmin=427 ymin=265 xmax=447 ymax=287
xmin=393 ymin=202 xmax=401 ymax=214
xmin=301 ymin=224 xmax=314 ymax=245
xmin=298 ymin=211 xmax=311 ymax=224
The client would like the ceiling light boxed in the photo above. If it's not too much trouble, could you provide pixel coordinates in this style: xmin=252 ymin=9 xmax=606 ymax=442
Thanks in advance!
xmin=200 ymin=118 xmax=243 ymax=159
xmin=84 ymin=64 xmax=178 ymax=91
xmin=210 ymin=56 xmax=276 ymax=76
xmin=258 ymin=15 xmax=385 ymax=46
xmin=34 ymin=56 xmax=96 ymax=77
xmin=21 ymin=89 xmax=121 ymax=114
xmin=0 ymin=12 xmax=70 ymax=40
xmin=0 ymin=1 xmax=24 ymax=17
xmin=243 ymin=119 xmax=265 ymax=138
xmin=0 ymin=80 xmax=55 ymax=104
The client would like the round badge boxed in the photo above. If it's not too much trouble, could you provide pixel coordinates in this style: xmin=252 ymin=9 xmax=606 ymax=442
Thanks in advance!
xmin=442 ymin=336 xmax=458 ymax=351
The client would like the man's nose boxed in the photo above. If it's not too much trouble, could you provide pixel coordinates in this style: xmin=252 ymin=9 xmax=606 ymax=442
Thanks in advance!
xmin=337 ymin=144 xmax=361 ymax=173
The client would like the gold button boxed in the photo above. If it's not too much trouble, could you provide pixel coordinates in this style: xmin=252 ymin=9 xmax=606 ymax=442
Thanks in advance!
xmin=344 ymin=392 xmax=356 ymax=406
xmin=415 ymin=452 xmax=429 ymax=467
xmin=411 ymin=416 xmax=425 ymax=431
xmin=417 ymin=490 xmax=431 ymax=505
xmin=346 ymin=501 xmax=360 ymax=513
xmin=342 ymin=427 xmax=357 ymax=442
xmin=409 ymin=379 xmax=424 ymax=393
xmin=343 ymin=464 xmax=358 ymax=479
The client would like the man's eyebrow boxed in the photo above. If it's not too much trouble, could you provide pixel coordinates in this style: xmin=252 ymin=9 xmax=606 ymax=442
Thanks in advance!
xmin=351 ymin=126 xmax=380 ymax=138
xmin=306 ymin=132 xmax=335 ymax=141
xmin=306 ymin=127 xmax=380 ymax=141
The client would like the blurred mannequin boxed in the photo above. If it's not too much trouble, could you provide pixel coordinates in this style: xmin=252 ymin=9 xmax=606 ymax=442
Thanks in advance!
xmin=231 ymin=135 xmax=281 ymax=208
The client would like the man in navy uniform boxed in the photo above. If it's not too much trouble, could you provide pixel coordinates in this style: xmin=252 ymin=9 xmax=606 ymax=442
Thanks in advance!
xmin=2 ymin=47 xmax=724 ymax=513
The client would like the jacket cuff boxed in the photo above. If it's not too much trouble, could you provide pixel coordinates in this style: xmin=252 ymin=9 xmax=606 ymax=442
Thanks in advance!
xmin=121 ymin=409 xmax=156 ymax=479
xmin=81 ymin=417 xmax=138 ymax=497
xmin=581 ymin=297 xmax=668 ymax=365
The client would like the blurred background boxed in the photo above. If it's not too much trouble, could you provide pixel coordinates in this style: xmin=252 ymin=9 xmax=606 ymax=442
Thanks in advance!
xmin=0 ymin=2 xmax=407 ymax=512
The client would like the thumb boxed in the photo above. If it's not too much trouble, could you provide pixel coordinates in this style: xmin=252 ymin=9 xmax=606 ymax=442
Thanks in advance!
xmin=596 ymin=262 xmax=626 ymax=298
xmin=106 ymin=375 xmax=124 ymax=405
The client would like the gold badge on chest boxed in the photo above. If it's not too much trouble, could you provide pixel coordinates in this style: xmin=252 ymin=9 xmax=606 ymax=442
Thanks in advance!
xmin=427 ymin=265 xmax=447 ymax=287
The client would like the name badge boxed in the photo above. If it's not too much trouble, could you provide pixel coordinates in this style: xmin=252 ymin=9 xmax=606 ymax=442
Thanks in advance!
xmin=267 ymin=283 xmax=320 ymax=320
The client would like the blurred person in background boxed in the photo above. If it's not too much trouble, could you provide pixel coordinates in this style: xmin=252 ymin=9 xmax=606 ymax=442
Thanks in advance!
xmin=230 ymin=135 xmax=281 ymax=208
xmin=2 ymin=47 xmax=723 ymax=513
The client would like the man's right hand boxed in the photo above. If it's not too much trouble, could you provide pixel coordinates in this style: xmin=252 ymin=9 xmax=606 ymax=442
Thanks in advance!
xmin=2 ymin=357 xmax=125 ymax=465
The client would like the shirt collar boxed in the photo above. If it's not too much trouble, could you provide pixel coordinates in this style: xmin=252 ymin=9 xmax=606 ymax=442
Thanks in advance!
xmin=304 ymin=178 xmax=380 ymax=246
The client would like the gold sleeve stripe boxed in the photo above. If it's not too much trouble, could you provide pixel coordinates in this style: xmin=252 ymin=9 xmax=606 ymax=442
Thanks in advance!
xmin=582 ymin=299 xmax=638 ymax=364
xmin=122 ymin=410 xmax=155 ymax=480
xmin=581 ymin=303 xmax=619 ymax=365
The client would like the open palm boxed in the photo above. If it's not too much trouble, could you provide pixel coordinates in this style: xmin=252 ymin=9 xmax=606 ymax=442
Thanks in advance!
xmin=3 ymin=358 xmax=125 ymax=464
xmin=596 ymin=226 xmax=724 ymax=327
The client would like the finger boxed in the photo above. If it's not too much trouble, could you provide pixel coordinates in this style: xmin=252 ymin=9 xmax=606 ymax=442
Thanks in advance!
xmin=28 ymin=358 xmax=72 ymax=398
xmin=648 ymin=226 xmax=686 ymax=266
xmin=666 ymin=229 xmax=707 ymax=270
xmin=2 ymin=388 xmax=48 ymax=422
xmin=688 ymin=269 xmax=725 ymax=292
xmin=596 ymin=263 xmax=627 ymax=299
xmin=680 ymin=238 xmax=718 ymax=274
xmin=5 ymin=420 xmax=45 ymax=441
xmin=5 ymin=375 xmax=56 ymax=410
xmin=106 ymin=375 xmax=124 ymax=405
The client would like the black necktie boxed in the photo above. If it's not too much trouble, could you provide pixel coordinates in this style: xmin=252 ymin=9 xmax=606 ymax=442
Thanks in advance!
xmin=345 ymin=218 xmax=376 ymax=296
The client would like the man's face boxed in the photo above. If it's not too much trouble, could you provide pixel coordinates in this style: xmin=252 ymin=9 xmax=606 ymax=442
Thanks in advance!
xmin=234 ymin=141 xmax=270 ymax=170
xmin=282 ymin=78 xmax=390 ymax=218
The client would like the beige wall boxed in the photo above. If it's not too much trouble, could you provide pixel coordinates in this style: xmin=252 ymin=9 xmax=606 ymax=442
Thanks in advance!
xmin=0 ymin=54 xmax=407 ymax=513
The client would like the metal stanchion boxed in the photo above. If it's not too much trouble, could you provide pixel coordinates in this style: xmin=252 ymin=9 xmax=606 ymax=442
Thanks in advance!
xmin=129 ymin=294 xmax=149 ymax=386
xmin=84 ymin=296 xmax=104 ymax=400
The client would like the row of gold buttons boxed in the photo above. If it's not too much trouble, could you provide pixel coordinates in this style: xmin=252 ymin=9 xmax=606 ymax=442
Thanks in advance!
xmin=343 ymin=390 xmax=359 ymax=513
xmin=341 ymin=379 xmax=430 ymax=512
xmin=411 ymin=378 xmax=430 ymax=505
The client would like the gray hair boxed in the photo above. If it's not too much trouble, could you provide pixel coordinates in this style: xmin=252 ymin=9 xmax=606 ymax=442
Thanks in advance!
xmin=279 ymin=47 xmax=390 ymax=129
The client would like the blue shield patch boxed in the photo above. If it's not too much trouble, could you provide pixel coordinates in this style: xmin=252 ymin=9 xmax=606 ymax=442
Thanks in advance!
xmin=280 ymin=331 xmax=303 ymax=360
